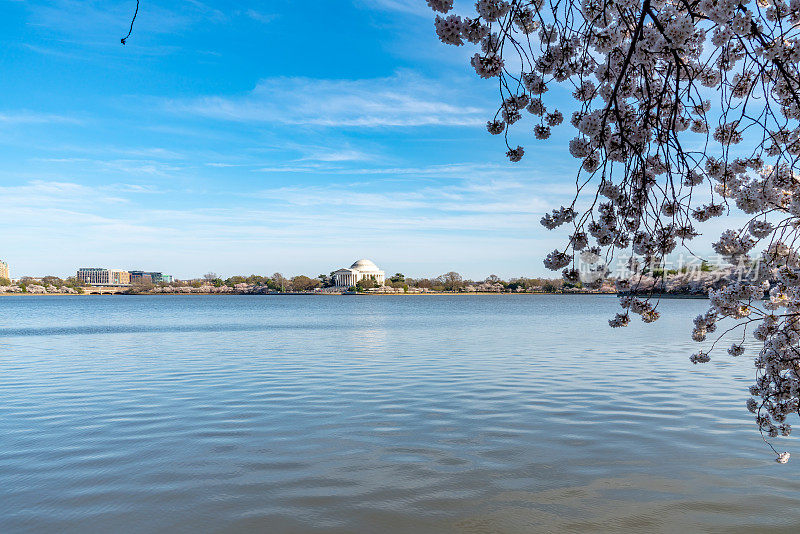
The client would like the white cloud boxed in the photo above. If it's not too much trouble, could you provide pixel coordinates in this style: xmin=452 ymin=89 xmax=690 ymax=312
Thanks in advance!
xmin=252 ymin=176 xmax=552 ymax=218
xmin=0 ymin=174 xmax=564 ymax=279
xmin=0 ymin=112 xmax=79 ymax=125
xmin=243 ymin=9 xmax=276 ymax=23
xmin=205 ymin=162 xmax=245 ymax=168
xmin=361 ymin=0 xmax=432 ymax=16
xmin=168 ymin=71 xmax=486 ymax=127
xmin=0 ymin=180 xmax=128 ymax=206
xmin=298 ymin=149 xmax=374 ymax=162
xmin=34 ymin=157 xmax=183 ymax=176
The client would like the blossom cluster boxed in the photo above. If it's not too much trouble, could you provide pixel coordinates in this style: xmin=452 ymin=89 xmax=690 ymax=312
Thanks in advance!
xmin=427 ymin=0 xmax=800 ymax=461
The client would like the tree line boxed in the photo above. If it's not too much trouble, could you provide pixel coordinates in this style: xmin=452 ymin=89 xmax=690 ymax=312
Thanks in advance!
xmin=1 ymin=272 xmax=574 ymax=293
xmin=194 ymin=271 xmax=568 ymax=292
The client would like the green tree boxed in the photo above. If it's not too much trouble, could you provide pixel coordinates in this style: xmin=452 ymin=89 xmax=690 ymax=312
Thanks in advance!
xmin=225 ymin=275 xmax=247 ymax=287
xmin=128 ymin=280 xmax=155 ymax=294
xmin=439 ymin=271 xmax=464 ymax=292
xmin=65 ymin=276 xmax=85 ymax=288
xmin=41 ymin=276 xmax=64 ymax=287
xmin=356 ymin=277 xmax=378 ymax=291
xmin=292 ymin=275 xmax=321 ymax=291
xmin=318 ymin=272 xmax=336 ymax=288
xmin=506 ymin=278 xmax=523 ymax=291
xmin=271 ymin=273 xmax=288 ymax=292
xmin=246 ymin=275 xmax=267 ymax=285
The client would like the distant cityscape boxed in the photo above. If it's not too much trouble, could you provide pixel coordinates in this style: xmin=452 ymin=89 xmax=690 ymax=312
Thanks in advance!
xmin=76 ymin=268 xmax=174 ymax=286
xmin=0 ymin=256 xmax=734 ymax=296
xmin=0 ymin=257 xmax=593 ymax=294
xmin=0 ymin=260 xmax=173 ymax=287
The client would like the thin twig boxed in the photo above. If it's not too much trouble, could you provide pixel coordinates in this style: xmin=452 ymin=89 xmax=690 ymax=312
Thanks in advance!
xmin=121 ymin=0 xmax=139 ymax=45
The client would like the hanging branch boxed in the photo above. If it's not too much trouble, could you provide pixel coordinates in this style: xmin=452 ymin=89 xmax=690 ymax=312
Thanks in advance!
xmin=427 ymin=0 xmax=800 ymax=463
xmin=121 ymin=0 xmax=139 ymax=45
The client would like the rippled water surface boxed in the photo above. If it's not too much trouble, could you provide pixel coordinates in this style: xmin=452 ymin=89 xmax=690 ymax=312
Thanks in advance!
xmin=1 ymin=295 xmax=799 ymax=533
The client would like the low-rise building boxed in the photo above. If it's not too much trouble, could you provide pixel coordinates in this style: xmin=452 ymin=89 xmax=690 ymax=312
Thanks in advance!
xmin=130 ymin=271 xmax=172 ymax=284
xmin=77 ymin=268 xmax=131 ymax=286
xmin=111 ymin=270 xmax=130 ymax=285
xmin=129 ymin=271 xmax=152 ymax=284
xmin=77 ymin=268 xmax=171 ymax=287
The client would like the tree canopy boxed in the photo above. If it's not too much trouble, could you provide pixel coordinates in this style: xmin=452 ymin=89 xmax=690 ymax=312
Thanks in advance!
xmin=428 ymin=0 xmax=800 ymax=462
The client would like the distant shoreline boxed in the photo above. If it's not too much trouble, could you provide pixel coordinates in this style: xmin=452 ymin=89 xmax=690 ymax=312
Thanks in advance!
xmin=0 ymin=291 xmax=605 ymax=297
xmin=0 ymin=291 xmax=709 ymax=299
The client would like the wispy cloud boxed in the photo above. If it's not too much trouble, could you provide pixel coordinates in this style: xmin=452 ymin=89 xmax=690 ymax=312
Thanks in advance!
xmin=34 ymin=157 xmax=183 ymax=176
xmin=0 ymin=112 xmax=80 ymax=125
xmin=25 ymin=0 xmax=215 ymax=39
xmin=297 ymin=148 xmax=374 ymax=163
xmin=361 ymin=0 xmax=432 ymax=16
xmin=242 ymin=9 xmax=276 ymax=23
xmin=168 ymin=71 xmax=486 ymax=127
xmin=252 ymin=175 xmax=553 ymax=218
xmin=0 ymin=180 xmax=127 ymax=206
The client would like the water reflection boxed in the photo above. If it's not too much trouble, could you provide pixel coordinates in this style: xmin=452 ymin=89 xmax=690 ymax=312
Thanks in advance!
xmin=0 ymin=295 xmax=797 ymax=533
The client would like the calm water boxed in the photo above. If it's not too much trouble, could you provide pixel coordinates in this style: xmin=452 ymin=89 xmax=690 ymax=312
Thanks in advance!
xmin=0 ymin=295 xmax=798 ymax=533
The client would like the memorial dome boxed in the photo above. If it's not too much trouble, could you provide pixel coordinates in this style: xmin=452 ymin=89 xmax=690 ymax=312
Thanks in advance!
xmin=350 ymin=259 xmax=379 ymax=272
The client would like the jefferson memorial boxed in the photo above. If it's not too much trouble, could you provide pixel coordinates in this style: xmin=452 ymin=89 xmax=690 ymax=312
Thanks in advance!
xmin=333 ymin=259 xmax=385 ymax=287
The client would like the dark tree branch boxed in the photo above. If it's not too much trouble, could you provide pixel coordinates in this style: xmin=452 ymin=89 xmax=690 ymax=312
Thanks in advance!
xmin=121 ymin=0 xmax=139 ymax=45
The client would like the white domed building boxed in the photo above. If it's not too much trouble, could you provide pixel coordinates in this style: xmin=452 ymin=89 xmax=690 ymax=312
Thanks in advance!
xmin=333 ymin=259 xmax=385 ymax=287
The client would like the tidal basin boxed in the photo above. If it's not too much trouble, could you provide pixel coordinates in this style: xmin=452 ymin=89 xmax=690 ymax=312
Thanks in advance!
xmin=1 ymin=295 xmax=798 ymax=533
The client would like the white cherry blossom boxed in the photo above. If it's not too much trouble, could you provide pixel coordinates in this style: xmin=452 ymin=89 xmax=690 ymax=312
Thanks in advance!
xmin=428 ymin=0 xmax=800 ymax=461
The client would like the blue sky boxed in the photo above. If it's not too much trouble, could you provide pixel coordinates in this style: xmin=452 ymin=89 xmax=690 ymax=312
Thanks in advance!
xmin=0 ymin=0 xmax=710 ymax=279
